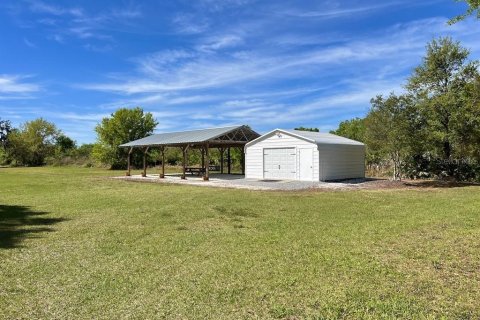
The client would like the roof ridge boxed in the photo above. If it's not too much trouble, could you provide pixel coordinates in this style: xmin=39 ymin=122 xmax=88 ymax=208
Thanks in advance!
xmin=283 ymin=129 xmax=364 ymax=145
xmin=152 ymin=124 xmax=243 ymax=135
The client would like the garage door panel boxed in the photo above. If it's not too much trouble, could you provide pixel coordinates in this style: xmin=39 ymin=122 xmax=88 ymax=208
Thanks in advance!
xmin=263 ymin=148 xmax=296 ymax=180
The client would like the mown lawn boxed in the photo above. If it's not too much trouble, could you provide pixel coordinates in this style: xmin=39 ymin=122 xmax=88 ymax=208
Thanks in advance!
xmin=1 ymin=167 xmax=479 ymax=319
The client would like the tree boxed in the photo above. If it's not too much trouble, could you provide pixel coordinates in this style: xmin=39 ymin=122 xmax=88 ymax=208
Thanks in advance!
xmin=454 ymin=73 xmax=480 ymax=161
xmin=406 ymin=37 xmax=479 ymax=175
xmin=0 ymin=118 xmax=12 ymax=151
xmin=75 ymin=144 xmax=94 ymax=158
xmin=56 ymin=135 xmax=76 ymax=153
xmin=93 ymin=107 xmax=157 ymax=169
xmin=365 ymin=94 xmax=414 ymax=180
xmin=7 ymin=118 xmax=60 ymax=166
xmin=336 ymin=38 xmax=480 ymax=181
xmin=330 ymin=118 xmax=366 ymax=142
xmin=294 ymin=127 xmax=319 ymax=132
xmin=331 ymin=117 xmax=382 ymax=166
xmin=449 ymin=0 xmax=480 ymax=24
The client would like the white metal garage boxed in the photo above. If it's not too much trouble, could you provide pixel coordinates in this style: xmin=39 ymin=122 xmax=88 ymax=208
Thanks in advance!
xmin=245 ymin=129 xmax=365 ymax=182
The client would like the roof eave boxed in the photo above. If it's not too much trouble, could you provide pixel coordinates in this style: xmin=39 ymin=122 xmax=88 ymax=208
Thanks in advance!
xmin=245 ymin=128 xmax=316 ymax=148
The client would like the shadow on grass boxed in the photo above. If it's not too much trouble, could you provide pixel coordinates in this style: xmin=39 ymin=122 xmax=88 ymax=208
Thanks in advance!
xmin=0 ymin=205 xmax=68 ymax=249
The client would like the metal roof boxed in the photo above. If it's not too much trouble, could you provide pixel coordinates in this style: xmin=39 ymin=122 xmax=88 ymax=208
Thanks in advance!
xmin=120 ymin=125 xmax=260 ymax=147
xmin=284 ymin=129 xmax=365 ymax=146
xmin=245 ymin=129 xmax=364 ymax=147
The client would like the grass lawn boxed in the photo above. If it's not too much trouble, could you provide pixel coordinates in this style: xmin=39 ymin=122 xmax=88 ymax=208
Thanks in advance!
xmin=1 ymin=167 xmax=480 ymax=319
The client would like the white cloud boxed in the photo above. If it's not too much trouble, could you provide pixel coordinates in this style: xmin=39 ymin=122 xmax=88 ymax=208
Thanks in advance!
xmin=37 ymin=18 xmax=57 ymax=26
xmin=23 ymin=38 xmax=36 ymax=48
xmin=81 ymin=18 xmax=456 ymax=95
xmin=83 ymin=43 xmax=114 ymax=52
xmin=197 ymin=35 xmax=244 ymax=52
xmin=281 ymin=2 xmax=401 ymax=19
xmin=198 ymin=0 xmax=254 ymax=12
xmin=133 ymin=50 xmax=196 ymax=77
xmin=110 ymin=6 xmax=142 ymax=19
xmin=277 ymin=0 xmax=445 ymax=19
xmin=56 ymin=112 xmax=110 ymax=122
xmin=47 ymin=34 xmax=64 ymax=43
xmin=0 ymin=75 xmax=41 ymax=95
xmin=27 ymin=0 xmax=84 ymax=17
xmin=13 ymin=1 xmax=142 ymax=48
xmin=172 ymin=13 xmax=210 ymax=34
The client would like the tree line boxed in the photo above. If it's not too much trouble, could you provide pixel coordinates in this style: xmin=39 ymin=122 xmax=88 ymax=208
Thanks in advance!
xmin=0 ymin=107 xmax=245 ymax=170
xmin=0 ymin=118 xmax=90 ymax=167
xmin=331 ymin=38 xmax=480 ymax=181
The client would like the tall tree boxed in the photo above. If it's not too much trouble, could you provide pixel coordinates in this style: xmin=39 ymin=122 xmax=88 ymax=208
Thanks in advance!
xmin=365 ymin=94 xmax=415 ymax=180
xmin=455 ymin=73 xmax=480 ymax=161
xmin=406 ymin=37 xmax=479 ymax=173
xmin=93 ymin=107 xmax=157 ymax=169
xmin=330 ymin=118 xmax=366 ymax=142
xmin=449 ymin=0 xmax=480 ymax=24
xmin=56 ymin=134 xmax=76 ymax=153
xmin=7 ymin=118 xmax=60 ymax=166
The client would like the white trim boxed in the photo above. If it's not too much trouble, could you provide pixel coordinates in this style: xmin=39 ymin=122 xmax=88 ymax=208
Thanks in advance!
xmin=245 ymin=129 xmax=316 ymax=149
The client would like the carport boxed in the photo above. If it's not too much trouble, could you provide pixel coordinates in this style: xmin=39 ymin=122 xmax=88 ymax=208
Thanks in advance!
xmin=119 ymin=125 xmax=260 ymax=181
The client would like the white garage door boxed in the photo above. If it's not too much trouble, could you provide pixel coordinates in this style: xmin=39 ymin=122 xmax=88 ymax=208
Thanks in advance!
xmin=263 ymin=148 xmax=296 ymax=180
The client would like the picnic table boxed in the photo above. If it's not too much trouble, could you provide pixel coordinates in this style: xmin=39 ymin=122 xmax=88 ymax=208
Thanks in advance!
xmin=186 ymin=165 xmax=221 ymax=175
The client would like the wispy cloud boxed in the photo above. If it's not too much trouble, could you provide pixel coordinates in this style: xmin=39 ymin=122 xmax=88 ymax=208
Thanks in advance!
xmin=281 ymin=2 xmax=401 ymax=19
xmin=56 ymin=112 xmax=110 ymax=122
xmin=0 ymin=75 xmax=41 ymax=97
xmin=47 ymin=33 xmax=64 ymax=43
xmin=110 ymin=6 xmax=142 ymax=19
xmin=23 ymin=37 xmax=36 ymax=48
xmin=83 ymin=43 xmax=114 ymax=52
xmin=27 ymin=0 xmax=84 ymax=17
xmin=277 ymin=0 xmax=445 ymax=19
xmin=171 ymin=13 xmax=210 ymax=34
xmin=132 ymin=50 xmax=197 ymax=77
xmin=11 ymin=1 xmax=142 ymax=49
xmin=197 ymin=0 xmax=254 ymax=12
xmin=81 ymin=18 xmax=456 ymax=95
xmin=196 ymin=35 xmax=244 ymax=52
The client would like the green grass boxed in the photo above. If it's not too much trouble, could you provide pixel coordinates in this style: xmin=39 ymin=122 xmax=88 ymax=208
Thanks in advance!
xmin=1 ymin=167 xmax=480 ymax=319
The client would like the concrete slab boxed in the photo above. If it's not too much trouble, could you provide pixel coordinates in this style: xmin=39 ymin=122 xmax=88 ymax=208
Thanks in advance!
xmin=113 ymin=173 xmax=367 ymax=191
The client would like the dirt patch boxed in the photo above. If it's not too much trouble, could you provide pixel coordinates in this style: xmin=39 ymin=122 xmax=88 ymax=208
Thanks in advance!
xmin=339 ymin=179 xmax=480 ymax=191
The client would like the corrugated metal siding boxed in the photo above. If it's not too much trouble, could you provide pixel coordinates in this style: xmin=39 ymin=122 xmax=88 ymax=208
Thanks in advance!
xmin=318 ymin=144 xmax=365 ymax=181
xmin=245 ymin=132 xmax=319 ymax=181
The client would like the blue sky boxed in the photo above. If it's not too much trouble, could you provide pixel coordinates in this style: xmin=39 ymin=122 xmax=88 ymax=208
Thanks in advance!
xmin=1 ymin=0 xmax=479 ymax=144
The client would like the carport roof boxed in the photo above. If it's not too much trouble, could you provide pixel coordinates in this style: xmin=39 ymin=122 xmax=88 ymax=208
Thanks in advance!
xmin=119 ymin=125 xmax=260 ymax=148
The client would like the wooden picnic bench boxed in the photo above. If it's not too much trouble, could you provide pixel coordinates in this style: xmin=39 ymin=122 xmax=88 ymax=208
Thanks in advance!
xmin=186 ymin=165 xmax=221 ymax=176
xmin=186 ymin=167 xmax=205 ymax=176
